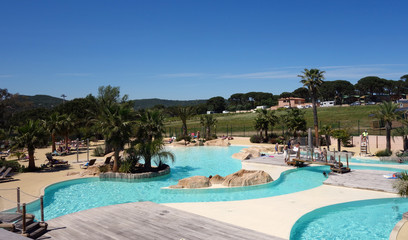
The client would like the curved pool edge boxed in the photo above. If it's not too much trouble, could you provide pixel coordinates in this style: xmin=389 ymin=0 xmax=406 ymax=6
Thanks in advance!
xmin=289 ymin=197 xmax=408 ymax=240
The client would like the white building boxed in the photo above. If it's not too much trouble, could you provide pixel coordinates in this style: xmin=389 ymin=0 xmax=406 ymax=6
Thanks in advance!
xmin=321 ymin=101 xmax=335 ymax=107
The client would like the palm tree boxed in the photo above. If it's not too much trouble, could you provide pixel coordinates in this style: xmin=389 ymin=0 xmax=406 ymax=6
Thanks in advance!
xmin=320 ymin=125 xmax=333 ymax=150
xmin=13 ymin=120 xmax=48 ymax=170
xmin=133 ymin=138 xmax=175 ymax=171
xmin=136 ymin=109 xmax=165 ymax=142
xmin=254 ymin=114 xmax=267 ymax=139
xmin=169 ymin=106 xmax=196 ymax=137
xmin=46 ymin=112 xmax=64 ymax=152
xmin=375 ymin=101 xmax=400 ymax=152
xmin=136 ymin=109 xmax=166 ymax=170
xmin=200 ymin=115 xmax=217 ymax=140
xmin=98 ymin=103 xmax=135 ymax=172
xmin=58 ymin=114 xmax=76 ymax=150
xmin=298 ymin=68 xmax=325 ymax=146
xmin=283 ymin=108 xmax=307 ymax=138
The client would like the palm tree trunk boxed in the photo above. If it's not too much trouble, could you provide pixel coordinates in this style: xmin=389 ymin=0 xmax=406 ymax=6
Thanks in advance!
xmin=28 ymin=149 xmax=35 ymax=170
xmin=113 ymin=148 xmax=120 ymax=172
xmin=311 ymin=96 xmax=319 ymax=147
xmin=337 ymin=139 xmax=341 ymax=152
xmin=206 ymin=127 xmax=210 ymax=139
xmin=52 ymin=133 xmax=56 ymax=152
xmin=404 ymin=136 xmax=408 ymax=151
xmin=386 ymin=122 xmax=391 ymax=152
xmin=145 ymin=155 xmax=152 ymax=171
xmin=182 ymin=121 xmax=188 ymax=137
xmin=65 ymin=135 xmax=69 ymax=150
xmin=326 ymin=136 xmax=330 ymax=151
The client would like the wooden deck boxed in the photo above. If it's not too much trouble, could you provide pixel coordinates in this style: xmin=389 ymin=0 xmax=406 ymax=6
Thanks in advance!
xmin=41 ymin=202 xmax=283 ymax=240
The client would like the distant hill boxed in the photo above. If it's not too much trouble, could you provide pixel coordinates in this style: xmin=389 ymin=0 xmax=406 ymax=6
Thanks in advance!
xmin=11 ymin=93 xmax=206 ymax=111
xmin=132 ymin=98 xmax=207 ymax=110
xmin=18 ymin=94 xmax=64 ymax=109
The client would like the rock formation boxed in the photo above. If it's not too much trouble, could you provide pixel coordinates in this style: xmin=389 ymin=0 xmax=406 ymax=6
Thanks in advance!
xmin=222 ymin=169 xmax=273 ymax=187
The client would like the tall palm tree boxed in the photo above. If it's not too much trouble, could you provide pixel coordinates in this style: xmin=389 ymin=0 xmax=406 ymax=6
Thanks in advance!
xmin=58 ymin=114 xmax=76 ymax=150
xmin=98 ymin=103 xmax=135 ymax=172
xmin=46 ymin=112 xmax=64 ymax=152
xmin=375 ymin=101 xmax=400 ymax=152
xmin=320 ymin=125 xmax=333 ymax=150
xmin=136 ymin=109 xmax=165 ymax=142
xmin=13 ymin=120 xmax=49 ymax=170
xmin=200 ymin=115 xmax=217 ymax=140
xmin=298 ymin=68 xmax=325 ymax=146
xmin=169 ymin=106 xmax=196 ymax=137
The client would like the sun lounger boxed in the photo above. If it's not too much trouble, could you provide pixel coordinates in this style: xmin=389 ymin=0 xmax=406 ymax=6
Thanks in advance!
xmin=0 ymin=166 xmax=6 ymax=175
xmin=80 ymin=159 xmax=96 ymax=169
xmin=45 ymin=154 xmax=69 ymax=168
xmin=103 ymin=156 xmax=112 ymax=165
xmin=0 ymin=168 xmax=13 ymax=180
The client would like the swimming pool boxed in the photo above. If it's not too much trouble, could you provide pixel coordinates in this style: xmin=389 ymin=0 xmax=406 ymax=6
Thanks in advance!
xmin=290 ymin=198 xmax=408 ymax=240
xmin=24 ymin=146 xmax=408 ymax=231
xmin=27 ymin=146 xmax=330 ymax=220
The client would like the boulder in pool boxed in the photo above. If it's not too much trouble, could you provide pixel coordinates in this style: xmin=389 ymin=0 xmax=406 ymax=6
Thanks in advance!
xmin=172 ymin=176 xmax=212 ymax=189
xmin=232 ymin=152 xmax=252 ymax=160
xmin=222 ymin=169 xmax=273 ymax=187
xmin=210 ymin=174 xmax=225 ymax=184
xmin=204 ymin=139 xmax=230 ymax=146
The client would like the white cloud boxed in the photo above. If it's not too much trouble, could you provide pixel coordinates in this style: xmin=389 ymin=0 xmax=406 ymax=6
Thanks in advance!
xmin=157 ymin=73 xmax=207 ymax=78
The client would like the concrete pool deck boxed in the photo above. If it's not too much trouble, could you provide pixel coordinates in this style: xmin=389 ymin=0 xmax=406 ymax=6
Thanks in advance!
xmin=0 ymin=138 xmax=405 ymax=239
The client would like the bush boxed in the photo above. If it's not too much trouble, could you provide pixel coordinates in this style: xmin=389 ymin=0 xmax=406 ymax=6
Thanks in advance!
xmin=176 ymin=135 xmax=192 ymax=142
xmin=393 ymin=171 xmax=408 ymax=197
xmin=397 ymin=151 xmax=408 ymax=157
xmin=0 ymin=159 xmax=22 ymax=172
xmin=250 ymin=135 xmax=262 ymax=143
xmin=119 ymin=159 xmax=133 ymax=173
xmin=99 ymin=165 xmax=110 ymax=173
xmin=376 ymin=149 xmax=392 ymax=157
xmin=92 ymin=146 xmax=105 ymax=157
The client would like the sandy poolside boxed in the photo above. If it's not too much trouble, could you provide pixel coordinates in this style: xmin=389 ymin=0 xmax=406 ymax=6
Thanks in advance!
xmin=0 ymin=138 xmax=404 ymax=239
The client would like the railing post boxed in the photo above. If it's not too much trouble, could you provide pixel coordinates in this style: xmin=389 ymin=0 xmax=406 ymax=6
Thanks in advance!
xmin=40 ymin=195 xmax=44 ymax=223
xmin=17 ymin=187 xmax=21 ymax=213
xmin=22 ymin=203 xmax=26 ymax=235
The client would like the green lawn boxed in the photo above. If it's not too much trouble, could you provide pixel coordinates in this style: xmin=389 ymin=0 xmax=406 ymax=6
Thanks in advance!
xmin=164 ymin=105 xmax=384 ymax=137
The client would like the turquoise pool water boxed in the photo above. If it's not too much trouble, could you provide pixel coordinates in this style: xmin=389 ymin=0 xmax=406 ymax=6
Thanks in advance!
xmin=24 ymin=145 xmax=408 ymax=238
xmin=27 ymin=146 xmax=329 ymax=220
xmin=290 ymin=198 xmax=408 ymax=240
xmin=351 ymin=157 xmax=408 ymax=165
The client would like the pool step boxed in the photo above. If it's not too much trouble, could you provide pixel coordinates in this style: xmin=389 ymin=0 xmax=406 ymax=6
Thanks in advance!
xmin=11 ymin=214 xmax=48 ymax=239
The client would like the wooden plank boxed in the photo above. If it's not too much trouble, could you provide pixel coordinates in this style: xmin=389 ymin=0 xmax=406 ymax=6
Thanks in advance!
xmin=43 ymin=202 xmax=283 ymax=240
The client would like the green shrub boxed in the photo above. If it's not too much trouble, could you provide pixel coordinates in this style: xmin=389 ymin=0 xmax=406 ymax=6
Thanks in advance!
xmin=393 ymin=171 xmax=408 ymax=197
xmin=250 ymin=135 xmax=262 ymax=143
xmin=0 ymin=159 xmax=22 ymax=172
xmin=176 ymin=135 xmax=192 ymax=142
xmin=397 ymin=151 xmax=408 ymax=157
xmin=376 ymin=149 xmax=392 ymax=157
xmin=119 ymin=160 xmax=133 ymax=173
xmin=99 ymin=165 xmax=110 ymax=173
xmin=92 ymin=146 xmax=105 ymax=157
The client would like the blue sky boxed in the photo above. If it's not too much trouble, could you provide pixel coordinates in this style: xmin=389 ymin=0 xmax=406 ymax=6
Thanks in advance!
xmin=1 ymin=0 xmax=407 ymax=100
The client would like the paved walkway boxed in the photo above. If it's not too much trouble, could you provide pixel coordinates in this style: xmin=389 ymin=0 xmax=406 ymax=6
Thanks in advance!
xmin=324 ymin=169 xmax=398 ymax=193
xmin=41 ymin=202 xmax=283 ymax=240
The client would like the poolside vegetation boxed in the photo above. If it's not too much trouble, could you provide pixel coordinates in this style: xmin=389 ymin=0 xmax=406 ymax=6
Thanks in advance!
xmin=394 ymin=171 xmax=408 ymax=197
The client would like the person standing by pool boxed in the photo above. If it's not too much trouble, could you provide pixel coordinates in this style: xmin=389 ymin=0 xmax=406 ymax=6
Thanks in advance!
xmin=283 ymin=145 xmax=288 ymax=162
xmin=274 ymin=142 xmax=279 ymax=154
